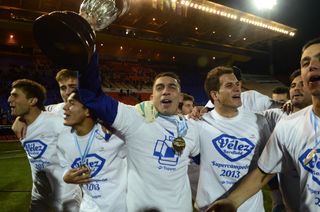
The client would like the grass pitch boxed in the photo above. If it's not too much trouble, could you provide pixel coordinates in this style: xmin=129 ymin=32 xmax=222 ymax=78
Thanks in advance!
xmin=0 ymin=142 xmax=31 ymax=212
xmin=0 ymin=141 xmax=272 ymax=212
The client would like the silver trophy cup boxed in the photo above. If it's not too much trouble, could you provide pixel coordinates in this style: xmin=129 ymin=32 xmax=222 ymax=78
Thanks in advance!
xmin=33 ymin=0 xmax=129 ymax=70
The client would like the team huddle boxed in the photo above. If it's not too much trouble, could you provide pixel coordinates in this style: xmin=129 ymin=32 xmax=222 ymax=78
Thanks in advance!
xmin=7 ymin=37 xmax=320 ymax=212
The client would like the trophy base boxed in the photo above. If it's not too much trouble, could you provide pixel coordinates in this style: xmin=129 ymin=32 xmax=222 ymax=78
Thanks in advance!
xmin=33 ymin=11 xmax=96 ymax=71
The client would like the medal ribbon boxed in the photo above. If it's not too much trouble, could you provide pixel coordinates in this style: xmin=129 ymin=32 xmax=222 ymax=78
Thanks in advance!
xmin=158 ymin=114 xmax=188 ymax=137
xmin=73 ymin=125 xmax=98 ymax=165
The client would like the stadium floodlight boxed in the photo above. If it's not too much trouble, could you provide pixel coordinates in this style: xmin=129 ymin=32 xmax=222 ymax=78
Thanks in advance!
xmin=252 ymin=0 xmax=277 ymax=10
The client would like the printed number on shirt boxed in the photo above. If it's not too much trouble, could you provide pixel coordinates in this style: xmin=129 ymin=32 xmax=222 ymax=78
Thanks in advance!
xmin=84 ymin=182 xmax=100 ymax=191
xmin=220 ymin=169 xmax=240 ymax=178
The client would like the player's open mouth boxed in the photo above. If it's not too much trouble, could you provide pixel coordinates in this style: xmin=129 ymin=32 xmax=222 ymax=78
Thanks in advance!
xmin=161 ymin=99 xmax=172 ymax=104
xmin=292 ymin=93 xmax=303 ymax=98
xmin=232 ymin=94 xmax=241 ymax=99
xmin=309 ymin=75 xmax=320 ymax=83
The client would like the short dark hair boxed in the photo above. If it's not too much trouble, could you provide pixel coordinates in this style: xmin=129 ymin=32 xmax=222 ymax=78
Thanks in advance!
xmin=232 ymin=66 xmax=242 ymax=81
xmin=302 ymin=37 xmax=320 ymax=53
xmin=182 ymin=93 xmax=194 ymax=102
xmin=55 ymin=69 xmax=78 ymax=82
xmin=289 ymin=69 xmax=301 ymax=84
xmin=153 ymin=72 xmax=181 ymax=87
xmin=272 ymin=86 xmax=289 ymax=94
xmin=12 ymin=79 xmax=46 ymax=111
xmin=69 ymin=90 xmax=82 ymax=103
xmin=179 ymin=93 xmax=194 ymax=110
xmin=69 ymin=90 xmax=97 ymax=120
xmin=204 ymin=66 xmax=234 ymax=102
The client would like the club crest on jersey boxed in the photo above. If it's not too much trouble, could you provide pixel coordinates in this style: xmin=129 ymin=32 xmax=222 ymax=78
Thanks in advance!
xmin=23 ymin=140 xmax=47 ymax=159
xmin=153 ymin=130 xmax=179 ymax=166
xmin=299 ymin=148 xmax=320 ymax=185
xmin=71 ymin=153 xmax=106 ymax=177
xmin=212 ymin=134 xmax=255 ymax=162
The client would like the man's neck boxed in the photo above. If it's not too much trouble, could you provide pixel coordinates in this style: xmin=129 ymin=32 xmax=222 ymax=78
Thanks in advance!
xmin=215 ymin=105 xmax=238 ymax=118
xmin=312 ymin=96 xmax=320 ymax=117
xmin=24 ymin=109 xmax=41 ymax=126
xmin=74 ymin=119 xmax=96 ymax=136
xmin=292 ymin=106 xmax=300 ymax=113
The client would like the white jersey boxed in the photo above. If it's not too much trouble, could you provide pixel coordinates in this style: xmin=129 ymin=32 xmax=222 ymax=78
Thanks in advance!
xmin=258 ymin=105 xmax=320 ymax=212
xmin=205 ymin=90 xmax=273 ymax=113
xmin=21 ymin=111 xmax=81 ymax=211
xmin=45 ymin=102 xmax=65 ymax=117
xmin=262 ymin=108 xmax=287 ymax=130
xmin=196 ymin=109 xmax=271 ymax=212
xmin=240 ymin=90 xmax=273 ymax=113
xmin=58 ymin=124 xmax=127 ymax=212
xmin=262 ymin=108 xmax=299 ymax=211
xmin=113 ymin=103 xmax=200 ymax=212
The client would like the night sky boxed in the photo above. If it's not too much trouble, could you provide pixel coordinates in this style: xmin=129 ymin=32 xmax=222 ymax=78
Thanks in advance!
xmin=212 ymin=0 xmax=320 ymax=82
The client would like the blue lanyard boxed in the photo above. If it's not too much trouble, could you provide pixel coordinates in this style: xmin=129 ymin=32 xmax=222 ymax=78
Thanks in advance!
xmin=73 ymin=125 xmax=98 ymax=165
xmin=158 ymin=114 xmax=188 ymax=137
xmin=310 ymin=111 xmax=320 ymax=149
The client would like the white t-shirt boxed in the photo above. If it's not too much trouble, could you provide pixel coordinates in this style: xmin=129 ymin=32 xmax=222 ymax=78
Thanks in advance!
xmin=58 ymin=124 xmax=127 ymax=212
xmin=45 ymin=102 xmax=65 ymax=117
xmin=196 ymin=109 xmax=271 ymax=212
xmin=205 ymin=90 xmax=273 ymax=113
xmin=261 ymin=108 xmax=300 ymax=211
xmin=21 ymin=111 xmax=81 ymax=210
xmin=258 ymin=105 xmax=320 ymax=211
xmin=113 ymin=103 xmax=200 ymax=212
xmin=262 ymin=108 xmax=287 ymax=131
xmin=240 ymin=90 xmax=273 ymax=112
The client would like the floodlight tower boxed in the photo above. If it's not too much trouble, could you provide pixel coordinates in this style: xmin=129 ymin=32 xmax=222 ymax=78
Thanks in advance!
xmin=252 ymin=0 xmax=277 ymax=75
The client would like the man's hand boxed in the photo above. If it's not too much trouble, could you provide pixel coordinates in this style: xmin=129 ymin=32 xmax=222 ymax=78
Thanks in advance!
xmin=281 ymin=100 xmax=293 ymax=114
xmin=11 ymin=117 xmax=27 ymax=139
xmin=205 ymin=199 xmax=237 ymax=212
xmin=188 ymin=106 xmax=208 ymax=120
xmin=63 ymin=167 xmax=91 ymax=184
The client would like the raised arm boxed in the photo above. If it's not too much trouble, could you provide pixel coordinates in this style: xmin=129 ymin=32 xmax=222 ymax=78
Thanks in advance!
xmin=78 ymin=51 xmax=119 ymax=126
xmin=206 ymin=168 xmax=274 ymax=212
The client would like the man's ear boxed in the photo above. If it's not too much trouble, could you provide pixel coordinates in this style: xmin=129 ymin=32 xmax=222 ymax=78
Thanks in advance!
xmin=179 ymin=93 xmax=183 ymax=103
xmin=29 ymin=97 xmax=38 ymax=106
xmin=85 ymin=108 xmax=90 ymax=117
xmin=210 ymin=90 xmax=218 ymax=101
xmin=150 ymin=94 xmax=153 ymax=101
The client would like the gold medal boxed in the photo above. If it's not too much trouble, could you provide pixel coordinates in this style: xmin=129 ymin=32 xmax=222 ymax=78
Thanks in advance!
xmin=172 ymin=137 xmax=185 ymax=155
xmin=304 ymin=149 xmax=317 ymax=165
xmin=80 ymin=164 xmax=91 ymax=176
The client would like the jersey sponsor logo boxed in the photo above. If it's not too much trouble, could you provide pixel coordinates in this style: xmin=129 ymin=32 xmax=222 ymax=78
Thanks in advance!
xmin=23 ymin=140 xmax=47 ymax=159
xmin=212 ymin=134 xmax=255 ymax=162
xmin=299 ymin=149 xmax=320 ymax=185
xmin=71 ymin=153 xmax=106 ymax=177
xmin=153 ymin=129 xmax=179 ymax=166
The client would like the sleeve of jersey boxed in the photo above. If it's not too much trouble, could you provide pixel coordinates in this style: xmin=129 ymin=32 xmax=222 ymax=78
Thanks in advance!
xmin=189 ymin=120 xmax=201 ymax=157
xmin=56 ymin=133 xmax=72 ymax=174
xmin=78 ymin=51 xmax=119 ymax=125
xmin=253 ymin=90 xmax=273 ymax=110
xmin=257 ymin=123 xmax=285 ymax=174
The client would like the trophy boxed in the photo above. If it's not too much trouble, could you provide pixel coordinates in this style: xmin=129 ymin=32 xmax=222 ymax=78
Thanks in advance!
xmin=33 ymin=0 xmax=129 ymax=70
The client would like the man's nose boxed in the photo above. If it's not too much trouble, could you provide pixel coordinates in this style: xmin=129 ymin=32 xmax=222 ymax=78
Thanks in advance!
xmin=162 ymin=86 xmax=171 ymax=95
xmin=66 ymin=87 xmax=73 ymax=95
xmin=309 ymin=59 xmax=320 ymax=72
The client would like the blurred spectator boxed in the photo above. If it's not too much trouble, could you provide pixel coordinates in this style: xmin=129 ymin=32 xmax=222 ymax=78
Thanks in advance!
xmin=272 ymin=86 xmax=289 ymax=104
xmin=178 ymin=93 xmax=195 ymax=115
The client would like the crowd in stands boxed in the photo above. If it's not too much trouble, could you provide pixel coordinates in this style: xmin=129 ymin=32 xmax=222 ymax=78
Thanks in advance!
xmin=100 ymin=60 xmax=156 ymax=90
xmin=0 ymin=58 xmax=159 ymax=124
